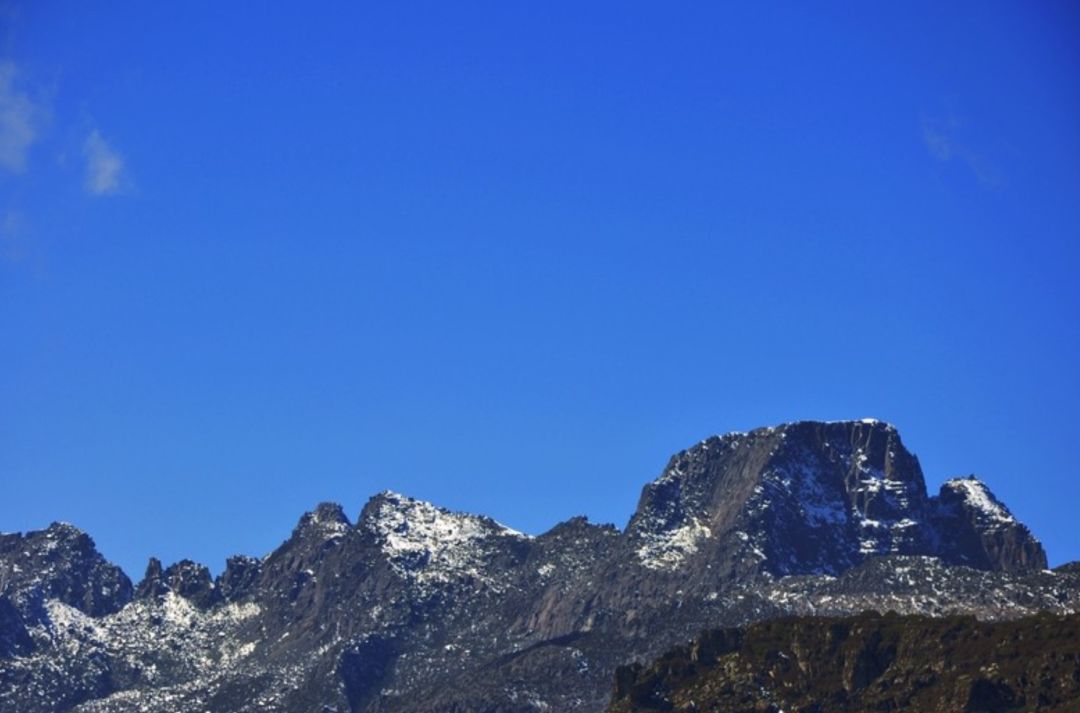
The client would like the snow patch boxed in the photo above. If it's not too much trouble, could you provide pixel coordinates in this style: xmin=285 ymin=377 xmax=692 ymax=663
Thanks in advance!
xmin=365 ymin=491 xmax=527 ymax=585
xmin=947 ymin=477 xmax=1015 ymax=525
xmin=636 ymin=516 xmax=711 ymax=571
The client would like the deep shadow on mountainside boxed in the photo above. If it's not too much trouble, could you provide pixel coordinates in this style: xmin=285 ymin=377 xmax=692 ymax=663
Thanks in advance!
xmin=607 ymin=611 xmax=1080 ymax=713
xmin=1 ymin=420 xmax=1078 ymax=712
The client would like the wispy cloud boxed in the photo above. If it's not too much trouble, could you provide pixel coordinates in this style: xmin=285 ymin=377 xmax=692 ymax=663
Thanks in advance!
xmin=921 ymin=114 xmax=1003 ymax=189
xmin=1 ymin=209 xmax=28 ymax=263
xmin=0 ymin=61 xmax=44 ymax=174
xmin=83 ymin=129 xmax=127 ymax=196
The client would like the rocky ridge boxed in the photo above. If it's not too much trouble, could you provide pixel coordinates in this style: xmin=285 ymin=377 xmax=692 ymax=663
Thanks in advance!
xmin=0 ymin=420 xmax=1074 ymax=713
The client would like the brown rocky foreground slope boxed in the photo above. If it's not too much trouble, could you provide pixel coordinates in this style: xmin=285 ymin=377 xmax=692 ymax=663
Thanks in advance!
xmin=607 ymin=611 xmax=1080 ymax=712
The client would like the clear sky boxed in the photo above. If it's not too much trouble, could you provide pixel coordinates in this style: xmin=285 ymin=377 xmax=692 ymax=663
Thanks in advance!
xmin=1 ymin=2 xmax=1078 ymax=578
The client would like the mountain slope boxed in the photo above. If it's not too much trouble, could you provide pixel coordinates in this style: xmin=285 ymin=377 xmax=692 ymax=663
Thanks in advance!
xmin=606 ymin=611 xmax=1080 ymax=712
xmin=0 ymin=420 xmax=1071 ymax=713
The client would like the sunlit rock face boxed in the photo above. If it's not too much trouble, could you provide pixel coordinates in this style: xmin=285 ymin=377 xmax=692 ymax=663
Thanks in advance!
xmin=930 ymin=475 xmax=1048 ymax=572
xmin=626 ymin=420 xmax=1045 ymax=578
xmin=0 ymin=421 xmax=1068 ymax=713
xmin=0 ymin=522 xmax=132 ymax=619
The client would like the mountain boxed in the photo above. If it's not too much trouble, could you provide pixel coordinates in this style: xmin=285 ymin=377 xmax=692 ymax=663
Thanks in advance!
xmin=606 ymin=611 xmax=1080 ymax=712
xmin=1 ymin=420 xmax=1076 ymax=713
xmin=625 ymin=420 xmax=1045 ymax=577
xmin=0 ymin=523 xmax=132 ymax=619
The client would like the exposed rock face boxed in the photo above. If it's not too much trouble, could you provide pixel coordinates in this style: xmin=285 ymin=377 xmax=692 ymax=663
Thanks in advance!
xmin=215 ymin=555 xmax=262 ymax=602
xmin=0 ymin=596 xmax=32 ymax=658
xmin=0 ymin=420 xmax=1071 ymax=713
xmin=0 ymin=522 xmax=132 ymax=620
xmin=606 ymin=611 xmax=1080 ymax=712
xmin=135 ymin=558 xmax=219 ymax=610
xmin=932 ymin=476 xmax=1048 ymax=572
xmin=626 ymin=420 xmax=1044 ymax=578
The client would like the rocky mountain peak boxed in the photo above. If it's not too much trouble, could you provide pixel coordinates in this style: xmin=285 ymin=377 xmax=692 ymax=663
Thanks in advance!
xmin=0 ymin=522 xmax=132 ymax=618
xmin=938 ymin=476 xmax=1016 ymax=527
xmin=291 ymin=501 xmax=352 ymax=541
xmin=215 ymin=554 xmax=263 ymax=602
xmin=627 ymin=420 xmax=1041 ymax=576
xmin=359 ymin=490 xmax=524 ymax=537
xmin=930 ymin=475 xmax=1047 ymax=572
xmin=43 ymin=521 xmax=84 ymax=538
xmin=359 ymin=490 xmax=528 ymax=586
xmin=542 ymin=515 xmax=619 ymax=538
xmin=134 ymin=556 xmax=165 ymax=595
xmin=135 ymin=557 xmax=220 ymax=609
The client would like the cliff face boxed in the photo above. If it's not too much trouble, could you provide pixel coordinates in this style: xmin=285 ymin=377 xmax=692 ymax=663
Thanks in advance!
xmin=931 ymin=476 xmax=1048 ymax=572
xmin=607 ymin=611 xmax=1080 ymax=713
xmin=0 ymin=523 xmax=132 ymax=619
xmin=626 ymin=420 xmax=1045 ymax=578
xmin=0 ymin=420 xmax=1067 ymax=713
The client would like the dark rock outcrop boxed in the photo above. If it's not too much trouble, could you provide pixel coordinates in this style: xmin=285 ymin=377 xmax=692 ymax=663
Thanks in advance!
xmin=0 ymin=596 xmax=32 ymax=658
xmin=133 ymin=557 xmax=167 ymax=599
xmin=135 ymin=557 xmax=220 ymax=609
xmin=606 ymin=611 xmax=1080 ymax=712
xmin=0 ymin=522 xmax=132 ymax=618
xmin=931 ymin=475 xmax=1048 ymax=571
xmin=216 ymin=555 xmax=263 ymax=602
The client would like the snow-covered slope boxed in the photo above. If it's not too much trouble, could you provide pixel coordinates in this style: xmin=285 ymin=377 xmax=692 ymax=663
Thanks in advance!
xmin=361 ymin=490 xmax=528 ymax=587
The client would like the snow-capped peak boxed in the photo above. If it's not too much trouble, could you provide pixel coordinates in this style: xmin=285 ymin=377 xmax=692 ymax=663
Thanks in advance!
xmin=369 ymin=490 xmax=525 ymax=535
xmin=944 ymin=476 xmax=1016 ymax=525
xmin=309 ymin=502 xmax=349 ymax=525
xmin=362 ymin=491 xmax=527 ymax=585
xmin=40 ymin=522 xmax=87 ymax=544
xmin=293 ymin=502 xmax=351 ymax=540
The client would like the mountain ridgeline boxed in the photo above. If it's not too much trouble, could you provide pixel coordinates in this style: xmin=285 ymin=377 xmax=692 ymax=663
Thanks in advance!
xmin=627 ymin=419 xmax=1045 ymax=576
xmin=1 ymin=420 xmax=1075 ymax=713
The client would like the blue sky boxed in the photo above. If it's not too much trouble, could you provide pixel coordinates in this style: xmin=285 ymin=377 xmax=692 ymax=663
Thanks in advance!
xmin=1 ymin=2 xmax=1078 ymax=577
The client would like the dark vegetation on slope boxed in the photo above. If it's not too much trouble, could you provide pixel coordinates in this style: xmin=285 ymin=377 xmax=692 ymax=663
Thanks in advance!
xmin=607 ymin=611 xmax=1080 ymax=713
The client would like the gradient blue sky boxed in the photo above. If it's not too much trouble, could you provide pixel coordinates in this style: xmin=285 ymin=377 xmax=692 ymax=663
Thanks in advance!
xmin=2 ymin=2 xmax=1078 ymax=577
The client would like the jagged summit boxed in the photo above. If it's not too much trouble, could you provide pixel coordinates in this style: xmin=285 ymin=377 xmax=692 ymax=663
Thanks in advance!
xmin=359 ymin=490 xmax=529 ymax=586
xmin=932 ymin=475 xmax=1046 ymax=572
xmin=308 ymin=501 xmax=351 ymax=526
xmin=0 ymin=522 xmax=132 ymax=618
xmin=43 ymin=521 xmax=84 ymax=536
xmin=940 ymin=476 xmax=1016 ymax=526
xmin=291 ymin=501 xmax=352 ymax=540
xmin=0 ymin=419 xmax=1065 ymax=713
xmin=359 ymin=490 xmax=528 ymax=537
xmin=135 ymin=557 xmax=219 ymax=609
xmin=628 ymin=419 xmax=1043 ymax=576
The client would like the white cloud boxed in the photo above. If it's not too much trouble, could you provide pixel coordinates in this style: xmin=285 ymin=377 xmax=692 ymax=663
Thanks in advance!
xmin=1 ymin=209 xmax=28 ymax=262
xmin=83 ymin=129 xmax=127 ymax=196
xmin=921 ymin=114 xmax=1003 ymax=189
xmin=0 ymin=61 xmax=44 ymax=173
xmin=921 ymin=118 xmax=954 ymax=161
